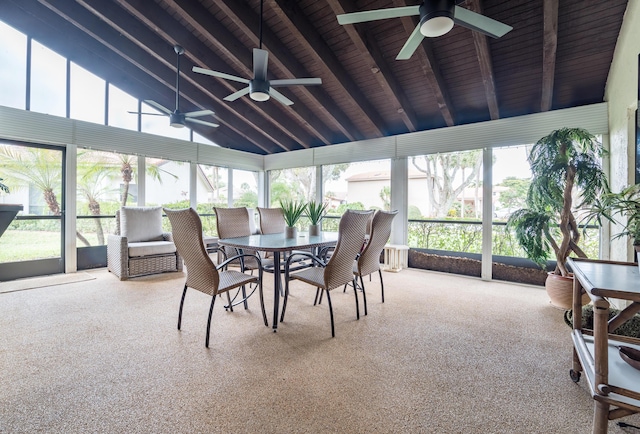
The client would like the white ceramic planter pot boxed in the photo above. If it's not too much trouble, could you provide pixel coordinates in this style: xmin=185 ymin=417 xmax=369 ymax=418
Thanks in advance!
xmin=285 ymin=226 xmax=297 ymax=239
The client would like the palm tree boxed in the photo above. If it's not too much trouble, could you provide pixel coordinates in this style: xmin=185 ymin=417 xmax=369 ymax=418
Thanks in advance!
xmin=0 ymin=145 xmax=62 ymax=215
xmin=118 ymin=155 xmax=177 ymax=206
xmin=77 ymin=152 xmax=119 ymax=245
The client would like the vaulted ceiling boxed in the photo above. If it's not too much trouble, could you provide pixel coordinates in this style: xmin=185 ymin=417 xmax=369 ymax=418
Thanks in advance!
xmin=1 ymin=0 xmax=630 ymax=155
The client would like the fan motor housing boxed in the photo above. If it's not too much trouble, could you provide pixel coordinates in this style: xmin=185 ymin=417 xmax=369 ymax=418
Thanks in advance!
xmin=249 ymin=80 xmax=270 ymax=101
xmin=420 ymin=0 xmax=455 ymax=23
xmin=170 ymin=112 xmax=185 ymax=128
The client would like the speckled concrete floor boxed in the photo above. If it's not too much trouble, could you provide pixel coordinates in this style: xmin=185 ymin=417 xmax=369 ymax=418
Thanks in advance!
xmin=1 ymin=267 xmax=638 ymax=433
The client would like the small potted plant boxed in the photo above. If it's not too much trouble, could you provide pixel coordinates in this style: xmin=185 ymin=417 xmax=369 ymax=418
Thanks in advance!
xmin=306 ymin=200 xmax=328 ymax=236
xmin=507 ymin=127 xmax=608 ymax=310
xmin=280 ymin=199 xmax=307 ymax=238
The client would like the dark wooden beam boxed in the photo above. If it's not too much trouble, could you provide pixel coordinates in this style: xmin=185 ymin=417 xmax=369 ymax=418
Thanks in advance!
xmin=214 ymin=0 xmax=363 ymax=143
xmin=393 ymin=0 xmax=455 ymax=127
xmin=98 ymin=0 xmax=309 ymax=153
xmin=5 ymin=0 xmax=269 ymax=154
xmin=269 ymin=0 xmax=386 ymax=137
xmin=467 ymin=0 xmax=500 ymax=120
xmin=541 ymin=0 xmax=558 ymax=112
xmin=327 ymin=0 xmax=418 ymax=132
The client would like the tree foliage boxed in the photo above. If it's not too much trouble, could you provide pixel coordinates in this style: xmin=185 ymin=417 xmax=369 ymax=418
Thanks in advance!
xmin=411 ymin=150 xmax=483 ymax=218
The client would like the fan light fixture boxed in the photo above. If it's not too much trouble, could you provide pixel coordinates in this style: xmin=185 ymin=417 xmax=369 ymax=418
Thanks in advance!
xmin=249 ymin=80 xmax=270 ymax=102
xmin=170 ymin=112 xmax=185 ymax=128
xmin=420 ymin=15 xmax=454 ymax=37
xmin=419 ymin=0 xmax=455 ymax=37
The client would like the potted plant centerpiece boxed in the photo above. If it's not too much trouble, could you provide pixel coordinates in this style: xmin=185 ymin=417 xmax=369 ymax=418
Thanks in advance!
xmin=507 ymin=127 xmax=608 ymax=310
xmin=281 ymin=199 xmax=307 ymax=239
xmin=306 ymin=200 xmax=328 ymax=236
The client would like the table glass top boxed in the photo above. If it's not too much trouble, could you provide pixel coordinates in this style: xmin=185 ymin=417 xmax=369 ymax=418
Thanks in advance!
xmin=218 ymin=231 xmax=339 ymax=252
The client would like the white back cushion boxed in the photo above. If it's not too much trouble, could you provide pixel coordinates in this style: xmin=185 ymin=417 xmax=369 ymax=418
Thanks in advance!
xmin=121 ymin=206 xmax=164 ymax=242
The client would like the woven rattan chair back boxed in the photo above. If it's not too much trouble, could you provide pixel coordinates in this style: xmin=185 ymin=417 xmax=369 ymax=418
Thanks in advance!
xmin=257 ymin=207 xmax=285 ymax=234
xmin=214 ymin=207 xmax=260 ymax=269
xmin=214 ymin=207 xmax=252 ymax=238
xmin=358 ymin=210 xmax=397 ymax=277
xmin=165 ymin=208 xmax=219 ymax=295
xmin=324 ymin=210 xmax=373 ymax=290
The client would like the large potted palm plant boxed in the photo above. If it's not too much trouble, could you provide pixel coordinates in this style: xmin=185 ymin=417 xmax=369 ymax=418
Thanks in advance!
xmin=507 ymin=128 xmax=608 ymax=310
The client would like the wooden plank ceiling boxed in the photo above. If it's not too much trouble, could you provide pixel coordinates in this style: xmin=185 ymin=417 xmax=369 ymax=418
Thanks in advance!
xmin=0 ymin=0 xmax=629 ymax=155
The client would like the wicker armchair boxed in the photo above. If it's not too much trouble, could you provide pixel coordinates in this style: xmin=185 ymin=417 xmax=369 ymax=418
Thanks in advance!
xmin=353 ymin=210 xmax=398 ymax=315
xmin=107 ymin=206 xmax=183 ymax=280
xmin=281 ymin=210 xmax=373 ymax=337
xmin=164 ymin=208 xmax=267 ymax=347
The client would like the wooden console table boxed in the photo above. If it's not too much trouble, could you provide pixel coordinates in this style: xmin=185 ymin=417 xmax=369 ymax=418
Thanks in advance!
xmin=567 ymin=258 xmax=640 ymax=433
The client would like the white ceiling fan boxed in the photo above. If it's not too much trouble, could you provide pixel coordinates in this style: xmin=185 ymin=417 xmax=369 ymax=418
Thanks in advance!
xmin=130 ymin=45 xmax=218 ymax=128
xmin=337 ymin=0 xmax=513 ymax=60
xmin=191 ymin=0 xmax=321 ymax=106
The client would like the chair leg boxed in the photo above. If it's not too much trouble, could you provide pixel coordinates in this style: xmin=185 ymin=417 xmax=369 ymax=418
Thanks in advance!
xmin=359 ymin=275 xmax=367 ymax=316
xmin=242 ymin=285 xmax=248 ymax=310
xmin=314 ymin=287 xmax=321 ymax=305
xmin=226 ymin=291 xmax=234 ymax=312
xmin=353 ymin=278 xmax=360 ymax=320
xmin=178 ymin=284 xmax=188 ymax=330
xmin=378 ymin=269 xmax=385 ymax=303
xmin=206 ymin=295 xmax=217 ymax=348
xmin=326 ymin=290 xmax=335 ymax=338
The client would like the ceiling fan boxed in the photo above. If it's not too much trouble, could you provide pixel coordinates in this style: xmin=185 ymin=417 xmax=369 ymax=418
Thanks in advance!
xmin=191 ymin=0 xmax=321 ymax=106
xmin=337 ymin=0 xmax=513 ymax=60
xmin=131 ymin=45 xmax=218 ymax=128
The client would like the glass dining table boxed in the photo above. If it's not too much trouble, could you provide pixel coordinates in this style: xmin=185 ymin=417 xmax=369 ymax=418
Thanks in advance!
xmin=217 ymin=231 xmax=339 ymax=331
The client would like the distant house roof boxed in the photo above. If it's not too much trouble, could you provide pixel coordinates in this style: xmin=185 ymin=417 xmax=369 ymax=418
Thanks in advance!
xmin=346 ymin=170 xmax=427 ymax=182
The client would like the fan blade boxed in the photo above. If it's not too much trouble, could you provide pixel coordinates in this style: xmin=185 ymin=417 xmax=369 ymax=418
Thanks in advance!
xmin=453 ymin=6 xmax=512 ymax=39
xmin=185 ymin=118 xmax=219 ymax=128
xmin=144 ymin=100 xmax=172 ymax=115
xmin=253 ymin=49 xmax=269 ymax=82
xmin=127 ymin=111 xmax=166 ymax=116
xmin=269 ymin=88 xmax=294 ymax=106
xmin=184 ymin=109 xmax=215 ymax=118
xmin=192 ymin=66 xmax=249 ymax=84
xmin=396 ymin=24 xmax=425 ymax=60
xmin=337 ymin=6 xmax=419 ymax=25
xmin=224 ymin=87 xmax=251 ymax=102
xmin=270 ymin=78 xmax=322 ymax=87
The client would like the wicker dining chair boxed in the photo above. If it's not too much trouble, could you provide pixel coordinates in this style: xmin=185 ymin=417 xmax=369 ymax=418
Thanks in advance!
xmin=164 ymin=207 xmax=267 ymax=348
xmin=257 ymin=207 xmax=285 ymax=235
xmin=280 ymin=209 xmax=373 ymax=337
xmin=214 ymin=207 xmax=265 ymax=268
xmin=353 ymin=210 xmax=398 ymax=315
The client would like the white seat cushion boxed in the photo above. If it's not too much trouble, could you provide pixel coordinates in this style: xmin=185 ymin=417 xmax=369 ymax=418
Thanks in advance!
xmin=128 ymin=241 xmax=176 ymax=257
xmin=121 ymin=206 xmax=164 ymax=242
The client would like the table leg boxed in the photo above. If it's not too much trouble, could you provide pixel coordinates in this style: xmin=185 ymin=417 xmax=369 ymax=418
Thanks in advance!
xmin=593 ymin=401 xmax=609 ymax=433
xmin=272 ymin=250 xmax=281 ymax=332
